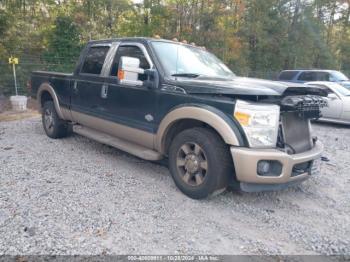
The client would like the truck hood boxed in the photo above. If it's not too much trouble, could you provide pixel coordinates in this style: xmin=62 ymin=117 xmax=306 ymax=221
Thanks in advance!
xmin=173 ymin=77 xmax=327 ymax=97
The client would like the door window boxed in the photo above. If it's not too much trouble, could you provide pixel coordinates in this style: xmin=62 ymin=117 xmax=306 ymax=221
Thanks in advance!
xmin=316 ymin=72 xmax=330 ymax=81
xmin=278 ymin=71 xmax=298 ymax=80
xmin=81 ymin=46 xmax=110 ymax=75
xmin=298 ymin=72 xmax=317 ymax=81
xmin=110 ymin=45 xmax=150 ymax=81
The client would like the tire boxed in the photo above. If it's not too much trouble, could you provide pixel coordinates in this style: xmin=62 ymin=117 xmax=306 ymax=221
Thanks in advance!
xmin=42 ymin=101 xmax=69 ymax=139
xmin=168 ymin=127 xmax=233 ymax=199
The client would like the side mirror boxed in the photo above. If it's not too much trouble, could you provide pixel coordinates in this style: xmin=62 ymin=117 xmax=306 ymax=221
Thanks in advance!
xmin=327 ymin=93 xmax=338 ymax=100
xmin=118 ymin=56 xmax=144 ymax=86
xmin=143 ymin=69 xmax=159 ymax=89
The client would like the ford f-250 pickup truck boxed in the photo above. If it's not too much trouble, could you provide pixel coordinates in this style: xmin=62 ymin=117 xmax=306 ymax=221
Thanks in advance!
xmin=30 ymin=37 xmax=327 ymax=199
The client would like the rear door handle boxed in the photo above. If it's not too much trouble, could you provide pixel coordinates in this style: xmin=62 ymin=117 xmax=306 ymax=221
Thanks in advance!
xmin=101 ymin=84 xmax=108 ymax=99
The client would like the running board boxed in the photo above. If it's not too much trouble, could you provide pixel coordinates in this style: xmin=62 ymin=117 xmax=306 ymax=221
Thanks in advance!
xmin=73 ymin=125 xmax=163 ymax=161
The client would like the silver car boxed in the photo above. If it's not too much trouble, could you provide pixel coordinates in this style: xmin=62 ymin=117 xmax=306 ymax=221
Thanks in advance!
xmin=306 ymin=81 xmax=350 ymax=125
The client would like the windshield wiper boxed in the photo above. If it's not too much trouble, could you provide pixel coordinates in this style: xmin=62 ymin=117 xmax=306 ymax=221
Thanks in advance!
xmin=171 ymin=73 xmax=200 ymax=78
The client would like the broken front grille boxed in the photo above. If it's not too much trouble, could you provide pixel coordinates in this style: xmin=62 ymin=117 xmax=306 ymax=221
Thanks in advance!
xmin=280 ymin=95 xmax=328 ymax=119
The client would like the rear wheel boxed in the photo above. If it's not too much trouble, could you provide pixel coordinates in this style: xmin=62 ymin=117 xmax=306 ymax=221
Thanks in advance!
xmin=168 ymin=127 xmax=233 ymax=199
xmin=42 ymin=101 xmax=69 ymax=138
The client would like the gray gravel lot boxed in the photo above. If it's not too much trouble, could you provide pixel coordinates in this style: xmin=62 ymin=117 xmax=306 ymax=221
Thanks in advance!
xmin=0 ymin=116 xmax=350 ymax=255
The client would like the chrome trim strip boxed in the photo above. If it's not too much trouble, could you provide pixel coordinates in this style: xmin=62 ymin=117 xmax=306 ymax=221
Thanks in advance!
xmin=161 ymin=85 xmax=187 ymax=94
xmin=101 ymin=42 xmax=121 ymax=77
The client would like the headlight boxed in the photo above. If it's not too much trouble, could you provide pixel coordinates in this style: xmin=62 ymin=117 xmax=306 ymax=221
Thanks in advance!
xmin=234 ymin=100 xmax=280 ymax=148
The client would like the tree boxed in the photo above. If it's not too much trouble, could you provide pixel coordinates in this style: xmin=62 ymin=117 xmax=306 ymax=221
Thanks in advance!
xmin=43 ymin=15 xmax=81 ymax=72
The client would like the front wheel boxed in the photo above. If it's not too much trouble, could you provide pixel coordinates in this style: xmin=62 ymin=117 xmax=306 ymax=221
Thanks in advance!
xmin=168 ymin=127 xmax=233 ymax=199
xmin=42 ymin=101 xmax=70 ymax=139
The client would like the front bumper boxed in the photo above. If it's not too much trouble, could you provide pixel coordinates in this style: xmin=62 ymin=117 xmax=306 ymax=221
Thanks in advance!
xmin=230 ymin=142 xmax=323 ymax=185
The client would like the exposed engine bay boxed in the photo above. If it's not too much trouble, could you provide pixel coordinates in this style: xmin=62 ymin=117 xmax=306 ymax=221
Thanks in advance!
xmin=278 ymin=95 xmax=328 ymax=154
xmin=280 ymin=95 xmax=328 ymax=120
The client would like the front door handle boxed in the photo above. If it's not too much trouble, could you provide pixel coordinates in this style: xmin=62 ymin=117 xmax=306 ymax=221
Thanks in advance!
xmin=101 ymin=84 xmax=108 ymax=99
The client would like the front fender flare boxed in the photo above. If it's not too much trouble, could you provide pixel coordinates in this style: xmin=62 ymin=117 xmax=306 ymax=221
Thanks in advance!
xmin=155 ymin=105 xmax=244 ymax=154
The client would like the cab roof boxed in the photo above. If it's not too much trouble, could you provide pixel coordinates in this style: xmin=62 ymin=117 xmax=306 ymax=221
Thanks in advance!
xmin=281 ymin=69 xmax=339 ymax=73
xmin=87 ymin=37 xmax=202 ymax=49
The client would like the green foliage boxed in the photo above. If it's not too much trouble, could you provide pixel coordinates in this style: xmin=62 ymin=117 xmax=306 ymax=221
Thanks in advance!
xmin=0 ymin=0 xmax=350 ymax=95
xmin=43 ymin=15 xmax=82 ymax=72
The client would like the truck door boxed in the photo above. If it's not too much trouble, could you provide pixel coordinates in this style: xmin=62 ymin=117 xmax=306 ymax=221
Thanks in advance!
xmin=101 ymin=43 xmax=158 ymax=142
xmin=71 ymin=44 xmax=111 ymax=122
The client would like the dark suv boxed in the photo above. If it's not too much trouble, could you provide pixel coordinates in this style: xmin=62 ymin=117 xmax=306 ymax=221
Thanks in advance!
xmin=277 ymin=69 xmax=350 ymax=89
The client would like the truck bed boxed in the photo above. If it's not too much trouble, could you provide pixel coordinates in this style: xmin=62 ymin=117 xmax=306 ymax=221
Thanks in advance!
xmin=31 ymin=71 xmax=73 ymax=108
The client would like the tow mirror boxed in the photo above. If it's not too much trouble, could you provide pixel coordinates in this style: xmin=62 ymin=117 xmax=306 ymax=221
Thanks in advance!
xmin=118 ymin=56 xmax=158 ymax=89
xmin=118 ymin=56 xmax=144 ymax=86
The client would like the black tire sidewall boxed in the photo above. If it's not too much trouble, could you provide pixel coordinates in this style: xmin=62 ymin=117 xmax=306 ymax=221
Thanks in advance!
xmin=169 ymin=128 xmax=230 ymax=199
xmin=42 ymin=101 xmax=65 ymax=138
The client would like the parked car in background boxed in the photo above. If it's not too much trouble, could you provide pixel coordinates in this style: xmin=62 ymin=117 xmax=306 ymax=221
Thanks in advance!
xmin=306 ymin=81 xmax=350 ymax=125
xmin=278 ymin=69 xmax=350 ymax=89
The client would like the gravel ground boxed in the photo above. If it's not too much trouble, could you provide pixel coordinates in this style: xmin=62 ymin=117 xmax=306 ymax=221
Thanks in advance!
xmin=0 ymin=116 xmax=349 ymax=255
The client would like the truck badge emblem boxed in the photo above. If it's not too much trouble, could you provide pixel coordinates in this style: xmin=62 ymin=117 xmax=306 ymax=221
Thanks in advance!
xmin=145 ymin=114 xmax=154 ymax=122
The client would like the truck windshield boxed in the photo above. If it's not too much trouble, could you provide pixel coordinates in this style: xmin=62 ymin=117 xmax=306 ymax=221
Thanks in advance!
xmin=151 ymin=41 xmax=236 ymax=79
xmin=331 ymin=71 xmax=349 ymax=81
xmin=332 ymin=84 xmax=350 ymax=96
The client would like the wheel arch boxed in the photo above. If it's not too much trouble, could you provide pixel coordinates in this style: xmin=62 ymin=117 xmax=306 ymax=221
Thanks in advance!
xmin=155 ymin=105 xmax=244 ymax=155
xmin=37 ymin=83 xmax=65 ymax=120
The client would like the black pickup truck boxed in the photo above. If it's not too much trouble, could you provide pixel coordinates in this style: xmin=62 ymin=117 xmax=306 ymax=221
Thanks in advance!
xmin=30 ymin=37 xmax=327 ymax=199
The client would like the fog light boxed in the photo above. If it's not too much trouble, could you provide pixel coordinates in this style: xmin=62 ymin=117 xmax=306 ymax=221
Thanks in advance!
xmin=257 ymin=160 xmax=283 ymax=177
xmin=257 ymin=161 xmax=270 ymax=176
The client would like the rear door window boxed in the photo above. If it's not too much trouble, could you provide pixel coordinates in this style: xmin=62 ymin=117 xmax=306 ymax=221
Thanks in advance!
xmin=316 ymin=72 xmax=330 ymax=81
xmin=81 ymin=46 xmax=110 ymax=75
xmin=278 ymin=71 xmax=299 ymax=80
xmin=298 ymin=71 xmax=317 ymax=81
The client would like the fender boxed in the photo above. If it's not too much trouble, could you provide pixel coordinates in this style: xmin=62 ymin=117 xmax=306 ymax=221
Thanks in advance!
xmin=155 ymin=105 xmax=245 ymax=154
xmin=37 ymin=83 xmax=66 ymax=120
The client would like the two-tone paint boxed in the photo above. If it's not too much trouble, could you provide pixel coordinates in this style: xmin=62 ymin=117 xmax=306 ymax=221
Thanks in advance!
xmin=31 ymin=37 xmax=326 ymax=190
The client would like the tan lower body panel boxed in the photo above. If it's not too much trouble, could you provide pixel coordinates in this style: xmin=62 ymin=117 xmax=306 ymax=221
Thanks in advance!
xmin=61 ymin=107 xmax=72 ymax=121
xmin=73 ymin=125 xmax=162 ymax=161
xmin=230 ymin=142 xmax=323 ymax=184
xmin=71 ymin=110 xmax=154 ymax=149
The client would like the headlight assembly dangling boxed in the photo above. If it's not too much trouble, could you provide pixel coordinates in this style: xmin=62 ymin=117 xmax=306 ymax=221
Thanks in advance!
xmin=234 ymin=100 xmax=280 ymax=148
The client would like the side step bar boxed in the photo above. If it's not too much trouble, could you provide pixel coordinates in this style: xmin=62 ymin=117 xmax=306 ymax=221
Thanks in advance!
xmin=73 ymin=125 xmax=163 ymax=161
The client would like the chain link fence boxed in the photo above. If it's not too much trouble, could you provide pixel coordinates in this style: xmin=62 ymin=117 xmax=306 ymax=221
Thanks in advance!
xmin=0 ymin=54 xmax=78 ymax=96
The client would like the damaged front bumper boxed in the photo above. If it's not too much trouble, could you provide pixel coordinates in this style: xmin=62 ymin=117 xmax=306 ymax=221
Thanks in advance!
xmin=230 ymin=142 xmax=323 ymax=192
